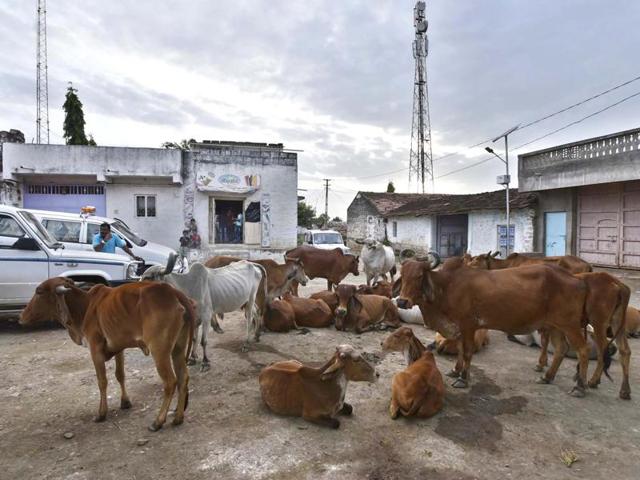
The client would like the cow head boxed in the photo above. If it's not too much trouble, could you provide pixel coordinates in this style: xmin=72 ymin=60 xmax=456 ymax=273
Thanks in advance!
xmin=346 ymin=254 xmax=360 ymax=276
xmin=334 ymin=284 xmax=361 ymax=330
xmin=467 ymin=250 xmax=500 ymax=270
xmin=20 ymin=277 xmax=85 ymax=346
xmin=139 ymin=264 xmax=167 ymax=281
xmin=355 ymin=284 xmax=373 ymax=295
xmin=284 ymin=256 xmax=308 ymax=286
xmin=321 ymin=345 xmax=378 ymax=382
xmin=395 ymin=253 xmax=441 ymax=309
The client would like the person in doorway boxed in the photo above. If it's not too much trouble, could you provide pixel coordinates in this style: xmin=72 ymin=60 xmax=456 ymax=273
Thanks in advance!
xmin=93 ymin=222 xmax=142 ymax=260
xmin=234 ymin=212 xmax=243 ymax=243
xmin=224 ymin=208 xmax=234 ymax=243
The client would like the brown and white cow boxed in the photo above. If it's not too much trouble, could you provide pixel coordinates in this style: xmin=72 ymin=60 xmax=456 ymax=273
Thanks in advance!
xmin=396 ymin=255 xmax=595 ymax=396
xmin=259 ymin=345 xmax=378 ymax=428
xmin=381 ymin=327 xmax=444 ymax=419
xmin=334 ymin=284 xmax=401 ymax=333
xmin=20 ymin=277 xmax=196 ymax=431
xmin=282 ymin=293 xmax=334 ymax=328
xmin=284 ymin=246 xmax=359 ymax=292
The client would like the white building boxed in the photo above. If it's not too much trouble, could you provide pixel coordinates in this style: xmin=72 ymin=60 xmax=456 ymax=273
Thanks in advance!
xmin=1 ymin=141 xmax=298 ymax=258
xmin=347 ymin=189 xmax=538 ymax=257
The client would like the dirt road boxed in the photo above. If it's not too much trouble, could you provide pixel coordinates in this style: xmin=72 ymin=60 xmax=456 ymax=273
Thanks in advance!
xmin=1 ymin=273 xmax=640 ymax=480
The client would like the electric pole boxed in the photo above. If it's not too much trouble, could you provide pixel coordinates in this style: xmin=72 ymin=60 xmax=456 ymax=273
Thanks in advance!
xmin=36 ymin=0 xmax=50 ymax=144
xmin=323 ymin=179 xmax=330 ymax=228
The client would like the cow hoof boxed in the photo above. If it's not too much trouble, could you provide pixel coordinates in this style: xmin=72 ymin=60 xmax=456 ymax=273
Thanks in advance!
xmin=172 ymin=416 xmax=184 ymax=426
xmin=148 ymin=422 xmax=163 ymax=432
xmin=297 ymin=328 xmax=310 ymax=335
xmin=120 ymin=399 xmax=132 ymax=409
xmin=569 ymin=386 xmax=585 ymax=398
xmin=451 ymin=378 xmax=468 ymax=389
xmin=187 ymin=358 xmax=197 ymax=366
xmin=94 ymin=414 xmax=107 ymax=423
xmin=340 ymin=403 xmax=353 ymax=416
xmin=213 ymin=326 xmax=224 ymax=334
xmin=620 ymin=390 xmax=631 ymax=400
xmin=536 ymin=376 xmax=551 ymax=384
xmin=200 ymin=362 xmax=211 ymax=373
xmin=445 ymin=369 xmax=460 ymax=379
xmin=533 ymin=365 xmax=545 ymax=372
xmin=588 ymin=380 xmax=600 ymax=389
xmin=330 ymin=419 xmax=340 ymax=429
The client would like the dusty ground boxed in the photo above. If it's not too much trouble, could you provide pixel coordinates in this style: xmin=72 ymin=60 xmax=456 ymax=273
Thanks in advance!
xmin=2 ymin=270 xmax=640 ymax=480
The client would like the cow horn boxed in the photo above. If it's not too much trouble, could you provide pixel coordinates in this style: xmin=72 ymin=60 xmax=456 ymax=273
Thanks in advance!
xmin=491 ymin=251 xmax=501 ymax=258
xmin=55 ymin=285 xmax=71 ymax=295
xmin=164 ymin=252 xmax=176 ymax=274
xmin=487 ymin=250 xmax=492 ymax=257
xmin=428 ymin=251 xmax=441 ymax=269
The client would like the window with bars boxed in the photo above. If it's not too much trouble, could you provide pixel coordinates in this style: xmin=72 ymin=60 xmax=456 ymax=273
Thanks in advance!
xmin=135 ymin=195 xmax=156 ymax=217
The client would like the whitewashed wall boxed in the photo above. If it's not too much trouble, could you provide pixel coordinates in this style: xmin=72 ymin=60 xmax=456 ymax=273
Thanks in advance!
xmin=387 ymin=215 xmax=435 ymax=253
xmin=106 ymin=184 xmax=183 ymax=249
xmin=467 ymin=208 xmax=535 ymax=255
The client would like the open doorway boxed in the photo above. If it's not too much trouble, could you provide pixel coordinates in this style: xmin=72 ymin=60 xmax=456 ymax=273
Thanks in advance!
xmin=215 ymin=199 xmax=244 ymax=244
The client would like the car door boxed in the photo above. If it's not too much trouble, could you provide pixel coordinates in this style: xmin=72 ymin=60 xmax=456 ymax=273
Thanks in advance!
xmin=41 ymin=218 xmax=85 ymax=251
xmin=0 ymin=213 xmax=49 ymax=305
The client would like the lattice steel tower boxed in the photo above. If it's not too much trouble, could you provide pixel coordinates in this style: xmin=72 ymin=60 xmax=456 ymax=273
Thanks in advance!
xmin=408 ymin=1 xmax=433 ymax=193
xmin=36 ymin=0 xmax=50 ymax=144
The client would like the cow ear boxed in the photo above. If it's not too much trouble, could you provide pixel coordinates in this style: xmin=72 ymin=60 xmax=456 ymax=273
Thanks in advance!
xmin=422 ymin=264 xmax=436 ymax=303
xmin=349 ymin=295 xmax=363 ymax=313
xmin=321 ymin=356 xmax=344 ymax=379
xmin=392 ymin=277 xmax=402 ymax=297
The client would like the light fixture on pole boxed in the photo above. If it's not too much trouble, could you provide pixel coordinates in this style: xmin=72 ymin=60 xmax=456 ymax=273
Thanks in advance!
xmin=485 ymin=123 xmax=518 ymax=256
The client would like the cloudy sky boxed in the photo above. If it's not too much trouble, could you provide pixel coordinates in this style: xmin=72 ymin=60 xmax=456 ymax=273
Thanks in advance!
xmin=2 ymin=1 xmax=639 ymax=218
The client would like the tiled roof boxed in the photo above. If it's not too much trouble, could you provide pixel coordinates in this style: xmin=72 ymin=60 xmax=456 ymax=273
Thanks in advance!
xmin=358 ymin=192 xmax=427 ymax=215
xmin=386 ymin=189 xmax=537 ymax=217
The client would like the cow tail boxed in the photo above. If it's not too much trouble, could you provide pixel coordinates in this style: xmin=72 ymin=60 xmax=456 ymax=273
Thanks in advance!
xmin=173 ymin=288 xmax=197 ymax=362
xmin=254 ymin=263 xmax=268 ymax=328
xmin=603 ymin=283 xmax=631 ymax=381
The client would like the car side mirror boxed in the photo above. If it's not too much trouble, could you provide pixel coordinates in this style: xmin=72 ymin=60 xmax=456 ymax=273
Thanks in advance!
xmin=12 ymin=236 xmax=40 ymax=251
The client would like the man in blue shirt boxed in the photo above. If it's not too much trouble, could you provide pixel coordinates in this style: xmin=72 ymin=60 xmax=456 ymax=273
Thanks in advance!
xmin=93 ymin=222 xmax=142 ymax=260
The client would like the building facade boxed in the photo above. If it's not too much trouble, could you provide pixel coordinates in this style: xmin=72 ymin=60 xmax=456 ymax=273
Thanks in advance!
xmin=1 ymin=141 xmax=298 ymax=258
xmin=518 ymin=127 xmax=640 ymax=268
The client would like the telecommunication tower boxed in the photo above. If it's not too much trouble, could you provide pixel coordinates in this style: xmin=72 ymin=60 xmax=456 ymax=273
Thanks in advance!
xmin=36 ymin=0 xmax=50 ymax=144
xmin=408 ymin=1 xmax=433 ymax=193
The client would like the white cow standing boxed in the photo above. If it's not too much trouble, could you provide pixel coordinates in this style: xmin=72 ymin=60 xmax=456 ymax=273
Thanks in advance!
xmin=359 ymin=240 xmax=396 ymax=286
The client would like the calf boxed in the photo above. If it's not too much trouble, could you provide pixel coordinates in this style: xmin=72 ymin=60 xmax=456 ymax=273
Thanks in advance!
xmin=626 ymin=306 xmax=640 ymax=338
xmin=430 ymin=329 xmax=489 ymax=355
xmin=282 ymin=293 xmax=334 ymax=328
xmin=335 ymin=284 xmax=401 ymax=333
xmin=356 ymin=280 xmax=393 ymax=298
xmin=20 ymin=278 xmax=195 ymax=431
xmin=381 ymin=327 xmax=444 ymax=419
xmin=259 ymin=345 xmax=378 ymax=428
xmin=310 ymin=290 xmax=339 ymax=312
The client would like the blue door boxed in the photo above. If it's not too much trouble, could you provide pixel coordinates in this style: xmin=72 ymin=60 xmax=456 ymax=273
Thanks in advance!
xmin=24 ymin=184 xmax=106 ymax=216
xmin=545 ymin=212 xmax=566 ymax=256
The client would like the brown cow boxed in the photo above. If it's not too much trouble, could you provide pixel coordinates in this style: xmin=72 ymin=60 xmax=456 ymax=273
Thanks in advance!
xmin=282 ymin=293 xmax=333 ymax=328
xmin=356 ymin=280 xmax=393 ymax=298
xmin=19 ymin=278 xmax=196 ymax=430
xmin=263 ymin=298 xmax=298 ymax=333
xmin=381 ymin=327 xmax=444 ymax=419
xmin=259 ymin=344 xmax=378 ymax=428
xmin=309 ymin=290 xmax=339 ymax=312
xmin=431 ymin=329 xmax=490 ymax=355
xmin=627 ymin=306 xmax=640 ymax=338
xmin=285 ymin=246 xmax=359 ymax=292
xmin=396 ymin=256 xmax=593 ymax=396
xmin=467 ymin=250 xmax=592 ymax=274
xmin=334 ymin=284 xmax=401 ymax=333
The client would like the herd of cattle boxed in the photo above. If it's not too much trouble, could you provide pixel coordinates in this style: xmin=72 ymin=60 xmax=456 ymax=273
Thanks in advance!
xmin=17 ymin=240 xmax=640 ymax=431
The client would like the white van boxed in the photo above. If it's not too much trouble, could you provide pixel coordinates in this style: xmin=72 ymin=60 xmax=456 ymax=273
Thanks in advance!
xmin=29 ymin=208 xmax=181 ymax=269
xmin=302 ymin=229 xmax=350 ymax=254
xmin=0 ymin=205 xmax=139 ymax=314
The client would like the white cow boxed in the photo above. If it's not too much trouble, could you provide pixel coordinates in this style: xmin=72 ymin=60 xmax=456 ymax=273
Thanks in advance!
xmin=142 ymin=258 xmax=266 ymax=364
xmin=359 ymin=240 xmax=396 ymax=286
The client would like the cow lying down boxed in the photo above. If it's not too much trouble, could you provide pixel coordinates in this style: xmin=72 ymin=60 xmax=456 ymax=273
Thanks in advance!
xmin=429 ymin=329 xmax=490 ymax=355
xmin=259 ymin=345 xmax=378 ymax=428
xmin=507 ymin=326 xmax=613 ymax=361
xmin=335 ymin=284 xmax=401 ymax=333
xmin=381 ymin=327 xmax=444 ymax=419
xmin=627 ymin=306 xmax=640 ymax=338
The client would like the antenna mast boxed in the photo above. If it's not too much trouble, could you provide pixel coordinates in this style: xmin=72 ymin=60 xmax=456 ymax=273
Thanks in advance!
xmin=408 ymin=1 xmax=433 ymax=193
xmin=36 ymin=0 xmax=50 ymax=144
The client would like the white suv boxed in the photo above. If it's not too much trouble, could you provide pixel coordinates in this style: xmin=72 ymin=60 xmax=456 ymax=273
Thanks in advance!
xmin=29 ymin=208 xmax=180 ymax=269
xmin=0 ymin=205 xmax=139 ymax=316
xmin=302 ymin=229 xmax=351 ymax=254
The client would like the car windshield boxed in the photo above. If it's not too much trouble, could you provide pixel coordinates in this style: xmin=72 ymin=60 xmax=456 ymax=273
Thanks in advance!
xmin=313 ymin=232 xmax=343 ymax=245
xmin=17 ymin=210 xmax=59 ymax=248
xmin=112 ymin=220 xmax=147 ymax=247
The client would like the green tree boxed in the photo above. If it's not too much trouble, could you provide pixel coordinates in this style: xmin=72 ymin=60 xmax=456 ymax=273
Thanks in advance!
xmin=62 ymin=83 xmax=89 ymax=145
xmin=87 ymin=134 xmax=97 ymax=146
xmin=386 ymin=181 xmax=395 ymax=193
xmin=331 ymin=216 xmax=343 ymax=223
xmin=315 ymin=213 xmax=329 ymax=228
xmin=298 ymin=201 xmax=316 ymax=228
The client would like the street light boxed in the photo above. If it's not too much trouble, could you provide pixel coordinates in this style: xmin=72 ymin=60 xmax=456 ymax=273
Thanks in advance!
xmin=485 ymin=123 xmax=518 ymax=255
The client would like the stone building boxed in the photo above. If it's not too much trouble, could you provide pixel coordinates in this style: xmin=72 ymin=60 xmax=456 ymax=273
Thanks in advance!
xmin=347 ymin=189 xmax=537 ymax=257
xmin=519 ymin=126 xmax=640 ymax=268
xmin=1 ymin=140 xmax=298 ymax=257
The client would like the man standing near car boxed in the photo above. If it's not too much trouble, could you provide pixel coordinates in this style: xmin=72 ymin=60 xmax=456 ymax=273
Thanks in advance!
xmin=93 ymin=222 xmax=142 ymax=261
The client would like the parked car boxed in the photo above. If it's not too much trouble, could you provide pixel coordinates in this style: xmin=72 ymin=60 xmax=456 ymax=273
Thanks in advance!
xmin=302 ymin=229 xmax=350 ymax=254
xmin=0 ymin=204 xmax=140 ymax=316
xmin=29 ymin=207 xmax=182 ymax=269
